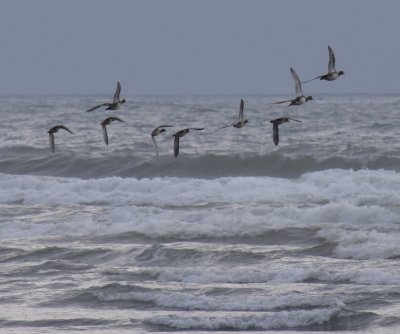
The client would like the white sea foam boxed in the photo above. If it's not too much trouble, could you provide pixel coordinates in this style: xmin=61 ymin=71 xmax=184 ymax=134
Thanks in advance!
xmin=1 ymin=170 xmax=400 ymax=263
xmin=318 ymin=228 xmax=400 ymax=259
xmin=157 ymin=264 xmax=400 ymax=285
xmin=94 ymin=289 xmax=343 ymax=311
xmin=1 ymin=169 xmax=400 ymax=207
xmin=145 ymin=307 xmax=341 ymax=330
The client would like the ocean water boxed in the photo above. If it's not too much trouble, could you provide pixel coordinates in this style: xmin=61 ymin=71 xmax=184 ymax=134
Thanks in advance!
xmin=0 ymin=94 xmax=400 ymax=333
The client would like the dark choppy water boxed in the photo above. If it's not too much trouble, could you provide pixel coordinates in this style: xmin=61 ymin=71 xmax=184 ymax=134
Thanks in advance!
xmin=0 ymin=95 xmax=400 ymax=333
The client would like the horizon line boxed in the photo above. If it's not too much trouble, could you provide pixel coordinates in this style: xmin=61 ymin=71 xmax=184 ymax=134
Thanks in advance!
xmin=0 ymin=92 xmax=399 ymax=98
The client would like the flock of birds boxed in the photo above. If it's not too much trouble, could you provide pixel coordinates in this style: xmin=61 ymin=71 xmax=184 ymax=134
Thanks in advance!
xmin=48 ymin=46 xmax=344 ymax=157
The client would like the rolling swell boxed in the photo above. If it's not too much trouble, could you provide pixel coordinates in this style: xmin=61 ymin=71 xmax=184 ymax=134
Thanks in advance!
xmin=1 ymin=150 xmax=400 ymax=179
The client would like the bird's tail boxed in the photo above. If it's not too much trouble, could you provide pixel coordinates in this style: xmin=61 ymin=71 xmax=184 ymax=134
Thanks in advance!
xmin=270 ymin=99 xmax=292 ymax=105
xmin=301 ymin=76 xmax=322 ymax=84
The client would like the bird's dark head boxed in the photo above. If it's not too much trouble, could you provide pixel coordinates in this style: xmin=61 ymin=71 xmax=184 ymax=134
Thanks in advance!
xmin=338 ymin=71 xmax=345 ymax=76
xmin=244 ymin=120 xmax=249 ymax=124
xmin=306 ymin=96 xmax=313 ymax=101
xmin=121 ymin=99 xmax=126 ymax=104
xmin=160 ymin=128 xmax=166 ymax=133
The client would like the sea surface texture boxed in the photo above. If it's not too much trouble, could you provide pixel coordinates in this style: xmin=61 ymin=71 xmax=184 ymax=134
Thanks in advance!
xmin=0 ymin=95 xmax=400 ymax=333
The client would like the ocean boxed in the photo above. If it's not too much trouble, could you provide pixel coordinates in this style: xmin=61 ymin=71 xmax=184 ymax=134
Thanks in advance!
xmin=0 ymin=94 xmax=400 ymax=333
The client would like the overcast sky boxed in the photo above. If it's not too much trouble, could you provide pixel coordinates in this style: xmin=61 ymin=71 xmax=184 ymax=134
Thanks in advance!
xmin=0 ymin=0 xmax=399 ymax=95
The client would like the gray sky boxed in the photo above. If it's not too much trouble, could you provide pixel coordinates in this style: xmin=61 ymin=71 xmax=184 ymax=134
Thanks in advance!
xmin=0 ymin=0 xmax=399 ymax=95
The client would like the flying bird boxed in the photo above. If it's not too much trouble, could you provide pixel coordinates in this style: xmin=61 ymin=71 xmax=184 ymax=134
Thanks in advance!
xmin=48 ymin=125 xmax=73 ymax=153
xmin=270 ymin=117 xmax=301 ymax=146
xmin=86 ymin=82 xmax=126 ymax=112
xmin=220 ymin=99 xmax=248 ymax=129
xmin=151 ymin=125 xmax=173 ymax=159
xmin=303 ymin=46 xmax=345 ymax=83
xmin=272 ymin=68 xmax=313 ymax=107
xmin=101 ymin=116 xmax=125 ymax=145
xmin=172 ymin=128 xmax=204 ymax=157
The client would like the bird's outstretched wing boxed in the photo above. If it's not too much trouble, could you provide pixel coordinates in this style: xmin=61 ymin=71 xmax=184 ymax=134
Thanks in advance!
xmin=220 ymin=123 xmax=234 ymax=129
xmin=102 ymin=124 xmax=109 ymax=145
xmin=49 ymin=133 xmax=55 ymax=153
xmin=113 ymin=82 xmax=121 ymax=103
xmin=152 ymin=136 xmax=159 ymax=159
xmin=109 ymin=116 xmax=125 ymax=123
xmin=290 ymin=67 xmax=303 ymax=97
xmin=151 ymin=136 xmax=158 ymax=159
xmin=86 ymin=103 xmax=109 ymax=112
xmin=272 ymin=123 xmax=279 ymax=146
xmin=152 ymin=125 xmax=173 ymax=135
xmin=59 ymin=125 xmax=73 ymax=134
xmin=157 ymin=125 xmax=174 ymax=129
xmin=288 ymin=117 xmax=301 ymax=122
xmin=174 ymin=136 xmax=180 ymax=157
xmin=271 ymin=99 xmax=293 ymax=105
xmin=328 ymin=46 xmax=336 ymax=73
xmin=239 ymin=99 xmax=244 ymax=121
